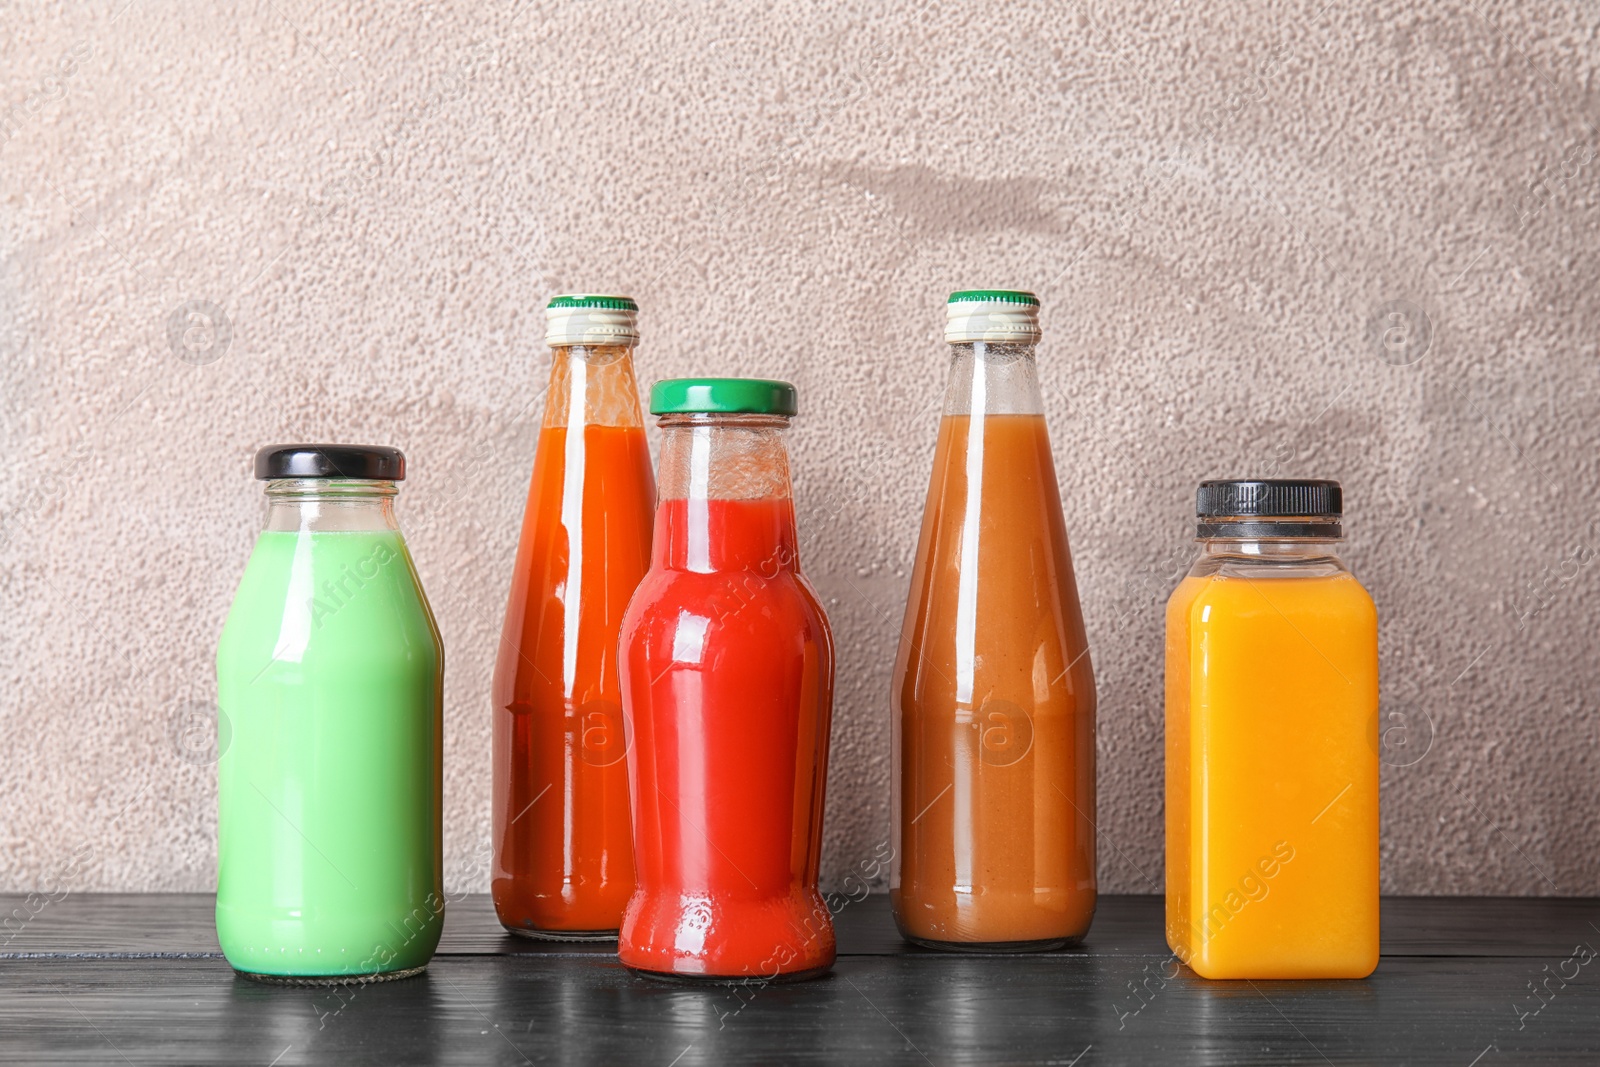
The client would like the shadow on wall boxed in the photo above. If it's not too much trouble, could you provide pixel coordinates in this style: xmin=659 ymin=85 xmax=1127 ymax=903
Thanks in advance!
xmin=822 ymin=163 xmax=1070 ymax=239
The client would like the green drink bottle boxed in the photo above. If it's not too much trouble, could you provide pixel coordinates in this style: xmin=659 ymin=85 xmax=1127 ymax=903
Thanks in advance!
xmin=215 ymin=445 xmax=444 ymax=982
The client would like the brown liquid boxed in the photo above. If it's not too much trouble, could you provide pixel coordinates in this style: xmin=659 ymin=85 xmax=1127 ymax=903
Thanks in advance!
xmin=892 ymin=413 xmax=1096 ymax=946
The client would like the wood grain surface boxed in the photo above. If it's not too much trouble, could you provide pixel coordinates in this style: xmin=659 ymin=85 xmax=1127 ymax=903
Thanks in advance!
xmin=3 ymin=895 xmax=1598 ymax=1064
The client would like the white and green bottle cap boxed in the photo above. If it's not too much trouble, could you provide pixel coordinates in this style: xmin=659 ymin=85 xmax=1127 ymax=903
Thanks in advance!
xmin=545 ymin=294 xmax=640 ymax=346
xmin=944 ymin=289 xmax=1041 ymax=344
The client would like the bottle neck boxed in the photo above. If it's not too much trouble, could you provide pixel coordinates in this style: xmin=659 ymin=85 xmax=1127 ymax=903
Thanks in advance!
xmin=1191 ymin=533 xmax=1349 ymax=577
xmin=653 ymin=413 xmax=797 ymax=573
xmin=265 ymin=479 xmax=400 ymax=533
xmin=943 ymin=342 xmax=1045 ymax=416
xmin=543 ymin=344 xmax=646 ymax=429
xmin=1199 ymin=538 xmax=1341 ymax=559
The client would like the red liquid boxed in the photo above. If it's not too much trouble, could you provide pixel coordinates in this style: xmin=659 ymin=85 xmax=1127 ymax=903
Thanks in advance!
xmin=492 ymin=423 xmax=654 ymax=935
xmin=618 ymin=496 xmax=835 ymax=978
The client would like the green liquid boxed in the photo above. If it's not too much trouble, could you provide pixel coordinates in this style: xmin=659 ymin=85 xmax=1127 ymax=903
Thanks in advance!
xmin=215 ymin=529 xmax=443 ymax=977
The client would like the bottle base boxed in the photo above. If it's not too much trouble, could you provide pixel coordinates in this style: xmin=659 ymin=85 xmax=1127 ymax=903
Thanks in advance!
xmin=626 ymin=964 xmax=832 ymax=985
xmin=233 ymin=964 xmax=428 ymax=986
xmin=502 ymin=925 xmax=618 ymax=943
xmin=902 ymin=934 xmax=1081 ymax=954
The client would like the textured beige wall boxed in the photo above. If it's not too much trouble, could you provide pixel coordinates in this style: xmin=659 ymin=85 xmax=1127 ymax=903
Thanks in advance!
xmin=2 ymin=0 xmax=1598 ymax=897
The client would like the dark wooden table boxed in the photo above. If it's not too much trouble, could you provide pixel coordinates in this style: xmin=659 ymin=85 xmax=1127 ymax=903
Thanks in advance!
xmin=3 ymin=894 xmax=1597 ymax=1064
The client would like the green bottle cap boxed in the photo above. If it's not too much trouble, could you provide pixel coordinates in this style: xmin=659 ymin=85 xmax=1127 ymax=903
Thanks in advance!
xmin=649 ymin=377 xmax=798 ymax=417
xmin=947 ymin=289 xmax=1040 ymax=306
xmin=546 ymin=294 xmax=639 ymax=311
xmin=945 ymin=289 xmax=1042 ymax=344
xmin=545 ymin=294 xmax=639 ymax=346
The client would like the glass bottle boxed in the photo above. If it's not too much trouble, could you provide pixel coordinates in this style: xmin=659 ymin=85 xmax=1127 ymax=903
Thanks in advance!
xmin=1165 ymin=479 xmax=1379 ymax=979
xmin=892 ymin=290 xmax=1097 ymax=951
xmin=216 ymin=445 xmax=443 ymax=982
xmin=492 ymin=295 xmax=655 ymax=939
xmin=618 ymin=378 xmax=836 ymax=981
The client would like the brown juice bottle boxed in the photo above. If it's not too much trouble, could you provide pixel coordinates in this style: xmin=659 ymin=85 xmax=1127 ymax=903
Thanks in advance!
xmin=891 ymin=290 xmax=1097 ymax=950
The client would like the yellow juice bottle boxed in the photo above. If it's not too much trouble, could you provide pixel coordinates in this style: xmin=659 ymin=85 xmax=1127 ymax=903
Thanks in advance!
xmin=1165 ymin=479 xmax=1379 ymax=979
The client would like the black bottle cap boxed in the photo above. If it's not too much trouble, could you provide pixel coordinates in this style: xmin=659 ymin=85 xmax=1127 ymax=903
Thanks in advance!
xmin=254 ymin=444 xmax=406 ymax=481
xmin=1196 ymin=479 xmax=1341 ymax=518
xmin=1195 ymin=479 xmax=1341 ymax=538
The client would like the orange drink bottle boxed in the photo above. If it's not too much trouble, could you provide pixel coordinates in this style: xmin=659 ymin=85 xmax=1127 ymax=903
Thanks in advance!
xmin=491 ymin=295 xmax=655 ymax=939
xmin=891 ymin=290 xmax=1097 ymax=950
xmin=1165 ymin=479 xmax=1379 ymax=978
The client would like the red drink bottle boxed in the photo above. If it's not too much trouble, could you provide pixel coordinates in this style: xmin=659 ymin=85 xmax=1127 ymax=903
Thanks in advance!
xmin=618 ymin=377 xmax=836 ymax=981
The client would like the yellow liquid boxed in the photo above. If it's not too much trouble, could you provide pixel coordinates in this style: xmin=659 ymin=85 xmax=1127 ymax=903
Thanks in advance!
xmin=1165 ymin=571 xmax=1379 ymax=979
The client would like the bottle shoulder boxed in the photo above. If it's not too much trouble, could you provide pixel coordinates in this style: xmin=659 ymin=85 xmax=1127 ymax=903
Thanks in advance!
xmin=623 ymin=566 xmax=829 ymax=633
xmin=1165 ymin=573 xmax=1211 ymax=623
xmin=219 ymin=530 xmax=439 ymax=667
xmin=1170 ymin=569 xmax=1375 ymax=628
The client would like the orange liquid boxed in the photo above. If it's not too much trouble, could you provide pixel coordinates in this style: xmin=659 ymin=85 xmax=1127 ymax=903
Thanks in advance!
xmin=1165 ymin=572 xmax=1379 ymax=978
xmin=492 ymin=423 xmax=654 ymax=934
xmin=892 ymin=413 xmax=1096 ymax=946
